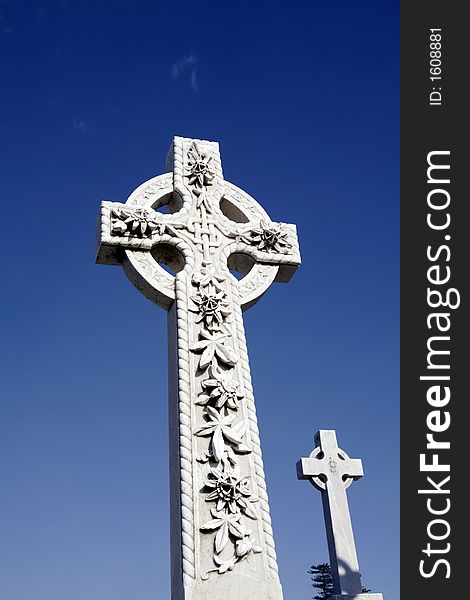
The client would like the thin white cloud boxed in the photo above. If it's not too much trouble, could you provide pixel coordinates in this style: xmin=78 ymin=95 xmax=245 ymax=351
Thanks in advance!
xmin=72 ymin=117 xmax=89 ymax=135
xmin=190 ymin=68 xmax=198 ymax=92
xmin=172 ymin=54 xmax=198 ymax=92
xmin=171 ymin=54 xmax=195 ymax=78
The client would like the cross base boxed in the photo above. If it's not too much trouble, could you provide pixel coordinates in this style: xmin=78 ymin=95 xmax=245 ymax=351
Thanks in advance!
xmin=182 ymin=573 xmax=283 ymax=600
xmin=330 ymin=594 xmax=384 ymax=600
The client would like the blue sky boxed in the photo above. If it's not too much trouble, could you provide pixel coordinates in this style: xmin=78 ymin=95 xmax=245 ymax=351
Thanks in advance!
xmin=0 ymin=1 xmax=399 ymax=598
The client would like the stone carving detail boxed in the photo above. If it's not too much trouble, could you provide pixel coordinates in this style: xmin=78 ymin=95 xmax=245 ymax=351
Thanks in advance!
xmin=189 ymin=263 xmax=261 ymax=578
xmin=194 ymin=406 xmax=250 ymax=462
xmin=127 ymin=173 xmax=173 ymax=205
xmin=238 ymin=264 xmax=275 ymax=294
xmin=250 ymin=220 xmax=292 ymax=253
xmin=200 ymin=466 xmax=262 ymax=578
xmin=196 ymin=364 xmax=244 ymax=411
xmin=131 ymin=253 xmax=175 ymax=291
xmin=189 ymin=289 xmax=231 ymax=331
xmin=143 ymin=178 xmax=172 ymax=199
xmin=185 ymin=141 xmax=216 ymax=211
xmin=190 ymin=330 xmax=237 ymax=370
xmin=111 ymin=206 xmax=165 ymax=237
xmin=224 ymin=186 xmax=259 ymax=220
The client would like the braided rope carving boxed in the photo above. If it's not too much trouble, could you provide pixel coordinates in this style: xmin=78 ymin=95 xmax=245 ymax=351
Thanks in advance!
xmin=175 ymin=269 xmax=196 ymax=583
xmin=173 ymin=137 xmax=194 ymax=214
xmin=229 ymin=278 xmax=280 ymax=582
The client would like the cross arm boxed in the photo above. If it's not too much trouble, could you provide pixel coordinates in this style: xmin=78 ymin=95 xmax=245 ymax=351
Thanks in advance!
xmin=296 ymin=455 xmax=363 ymax=481
xmin=296 ymin=456 xmax=322 ymax=480
xmin=218 ymin=217 xmax=301 ymax=283
xmin=95 ymin=200 xmax=182 ymax=265
xmin=339 ymin=457 xmax=363 ymax=480
xmin=315 ymin=430 xmax=363 ymax=479
xmin=297 ymin=430 xmax=364 ymax=489
xmin=296 ymin=456 xmax=363 ymax=481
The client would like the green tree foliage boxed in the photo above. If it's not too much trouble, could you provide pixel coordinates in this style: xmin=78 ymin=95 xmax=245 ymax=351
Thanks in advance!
xmin=308 ymin=563 xmax=335 ymax=599
xmin=308 ymin=562 xmax=371 ymax=598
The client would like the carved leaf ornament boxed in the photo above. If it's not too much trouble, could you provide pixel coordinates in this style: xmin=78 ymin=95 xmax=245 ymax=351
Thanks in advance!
xmin=111 ymin=206 xmax=165 ymax=238
xmin=189 ymin=267 xmax=262 ymax=576
xmin=183 ymin=143 xmax=265 ymax=577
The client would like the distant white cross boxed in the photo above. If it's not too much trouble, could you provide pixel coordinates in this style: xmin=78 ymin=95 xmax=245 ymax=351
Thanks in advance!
xmin=297 ymin=430 xmax=365 ymax=596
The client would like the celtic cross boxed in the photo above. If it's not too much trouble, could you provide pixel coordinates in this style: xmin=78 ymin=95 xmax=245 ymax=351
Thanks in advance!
xmin=96 ymin=137 xmax=300 ymax=600
xmin=297 ymin=430 xmax=372 ymax=598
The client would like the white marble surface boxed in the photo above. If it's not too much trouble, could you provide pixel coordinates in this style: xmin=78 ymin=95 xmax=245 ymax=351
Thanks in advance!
xmin=96 ymin=137 xmax=301 ymax=599
xmin=298 ymin=430 xmax=377 ymax=597
xmin=331 ymin=595 xmax=384 ymax=600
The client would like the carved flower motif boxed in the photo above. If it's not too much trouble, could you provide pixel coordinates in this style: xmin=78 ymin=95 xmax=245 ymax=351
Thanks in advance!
xmin=189 ymin=290 xmax=231 ymax=329
xmin=195 ymin=407 xmax=249 ymax=462
xmin=203 ymin=466 xmax=256 ymax=518
xmin=197 ymin=364 xmax=243 ymax=410
xmin=185 ymin=142 xmax=215 ymax=191
xmin=192 ymin=270 xmax=225 ymax=292
xmin=251 ymin=220 xmax=291 ymax=253
xmin=111 ymin=207 xmax=164 ymax=238
xmin=190 ymin=331 xmax=237 ymax=370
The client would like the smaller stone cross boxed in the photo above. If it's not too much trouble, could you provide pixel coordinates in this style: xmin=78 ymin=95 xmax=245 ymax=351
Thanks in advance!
xmin=297 ymin=430 xmax=384 ymax=600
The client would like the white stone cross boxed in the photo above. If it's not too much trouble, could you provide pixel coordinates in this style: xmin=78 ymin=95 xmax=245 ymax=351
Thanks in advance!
xmin=96 ymin=137 xmax=300 ymax=600
xmin=297 ymin=430 xmax=366 ymax=597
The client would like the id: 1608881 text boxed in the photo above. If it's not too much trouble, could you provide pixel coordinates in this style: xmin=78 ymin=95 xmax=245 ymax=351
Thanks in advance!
xmin=429 ymin=28 xmax=442 ymax=106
